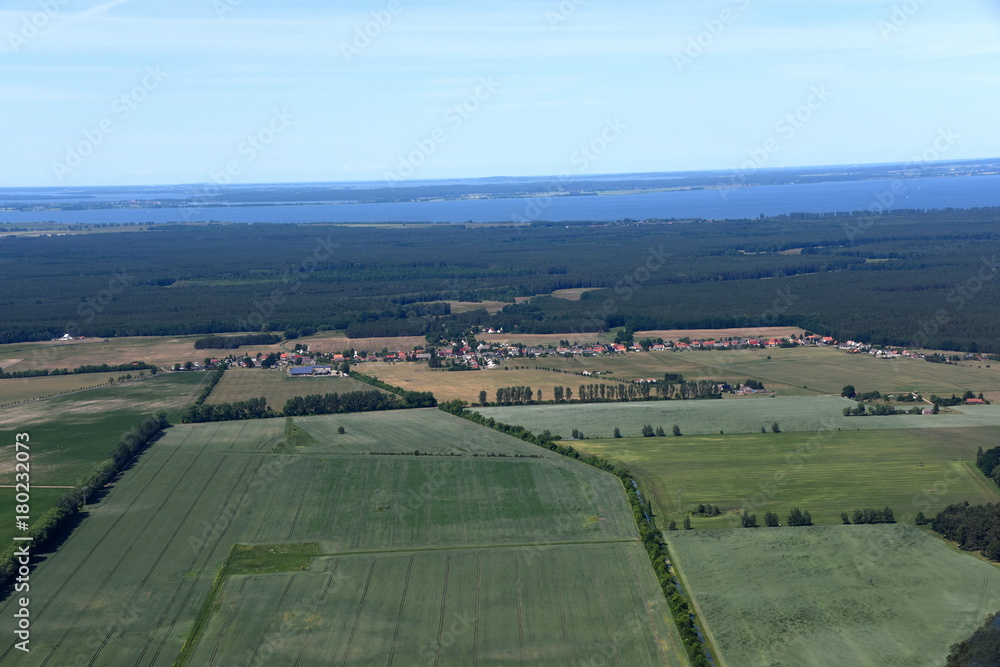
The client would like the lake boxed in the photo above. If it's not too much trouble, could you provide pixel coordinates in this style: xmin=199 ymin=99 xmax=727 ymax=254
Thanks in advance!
xmin=2 ymin=174 xmax=999 ymax=224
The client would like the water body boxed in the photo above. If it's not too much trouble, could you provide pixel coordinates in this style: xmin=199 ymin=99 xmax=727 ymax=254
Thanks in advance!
xmin=2 ymin=174 xmax=999 ymax=224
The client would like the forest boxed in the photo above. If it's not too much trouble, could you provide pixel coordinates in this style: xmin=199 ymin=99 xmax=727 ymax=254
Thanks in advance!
xmin=3 ymin=207 xmax=1000 ymax=351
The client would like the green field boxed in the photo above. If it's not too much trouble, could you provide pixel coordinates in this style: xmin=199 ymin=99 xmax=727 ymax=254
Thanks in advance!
xmin=571 ymin=427 xmax=1000 ymax=526
xmin=669 ymin=525 xmax=1000 ymax=667
xmin=294 ymin=410 xmax=558 ymax=456
xmin=206 ymin=368 xmax=381 ymax=407
xmin=519 ymin=346 xmax=1000 ymax=398
xmin=0 ymin=372 xmax=148 ymax=406
xmin=475 ymin=396 xmax=1000 ymax=438
xmin=0 ymin=410 xmax=686 ymax=665
xmin=0 ymin=372 xmax=208 ymax=543
xmin=189 ymin=543 xmax=671 ymax=666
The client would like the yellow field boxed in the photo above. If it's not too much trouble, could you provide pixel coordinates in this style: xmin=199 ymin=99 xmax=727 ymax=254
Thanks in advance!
xmin=0 ymin=371 xmax=142 ymax=405
xmin=362 ymin=361 xmax=623 ymax=403
xmin=206 ymin=369 xmax=380 ymax=407
xmin=0 ymin=334 xmax=283 ymax=372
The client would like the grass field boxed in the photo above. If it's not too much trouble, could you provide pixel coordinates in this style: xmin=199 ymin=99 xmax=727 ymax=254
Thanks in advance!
xmin=570 ymin=427 xmax=1000 ymax=526
xmin=474 ymin=396 xmax=1000 ymax=438
xmin=0 ymin=371 xmax=208 ymax=543
xmin=0 ymin=334 xmax=283 ymax=373
xmin=517 ymin=346 xmax=1000 ymax=398
xmin=0 ymin=371 xmax=148 ymax=405
xmin=365 ymin=361 xmax=622 ymax=403
xmin=0 ymin=410 xmax=686 ymax=665
xmin=668 ymin=525 xmax=1000 ymax=667
xmin=206 ymin=369 xmax=382 ymax=407
xmin=293 ymin=409 xmax=558 ymax=456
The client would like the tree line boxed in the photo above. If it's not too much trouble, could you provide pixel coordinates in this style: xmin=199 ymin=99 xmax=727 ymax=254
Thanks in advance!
xmin=0 ymin=413 xmax=168 ymax=586
xmin=0 ymin=362 xmax=158 ymax=379
xmin=193 ymin=333 xmax=283 ymax=349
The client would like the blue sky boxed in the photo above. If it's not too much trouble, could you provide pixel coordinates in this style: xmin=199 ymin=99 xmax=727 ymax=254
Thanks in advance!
xmin=2 ymin=0 xmax=998 ymax=186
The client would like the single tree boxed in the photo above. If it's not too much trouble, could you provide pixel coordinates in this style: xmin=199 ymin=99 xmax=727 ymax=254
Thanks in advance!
xmin=655 ymin=426 xmax=666 ymax=437
xmin=683 ymin=516 xmax=692 ymax=530
xmin=764 ymin=511 xmax=779 ymax=527
xmin=337 ymin=426 xmax=345 ymax=434
xmin=841 ymin=385 xmax=857 ymax=398
xmin=613 ymin=427 xmax=622 ymax=438
xmin=915 ymin=511 xmax=928 ymax=525
xmin=668 ymin=520 xmax=677 ymax=531
xmin=672 ymin=424 xmax=681 ymax=436
xmin=771 ymin=421 xmax=781 ymax=433
xmin=479 ymin=390 xmax=487 ymax=405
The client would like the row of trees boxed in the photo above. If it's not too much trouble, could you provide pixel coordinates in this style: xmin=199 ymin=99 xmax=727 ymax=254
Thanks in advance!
xmin=841 ymin=507 xmax=895 ymax=524
xmin=0 ymin=362 xmax=157 ymax=379
xmin=0 ymin=413 xmax=169 ymax=585
xmin=193 ymin=333 xmax=282 ymax=349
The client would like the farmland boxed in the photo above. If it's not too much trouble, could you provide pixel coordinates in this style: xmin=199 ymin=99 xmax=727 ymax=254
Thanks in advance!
xmin=293 ymin=410 xmax=556 ymax=456
xmin=206 ymin=369 xmax=381 ymax=407
xmin=475 ymin=396 xmax=1000 ymax=438
xmin=0 ymin=410 xmax=686 ymax=665
xmin=517 ymin=345 xmax=1000 ymax=398
xmin=0 ymin=334 xmax=282 ymax=373
xmin=0 ymin=371 xmax=148 ymax=406
xmin=365 ymin=361 xmax=622 ymax=403
xmin=569 ymin=426 xmax=1000 ymax=526
xmin=0 ymin=371 xmax=208 ymax=543
xmin=189 ymin=543 xmax=671 ymax=666
xmin=668 ymin=525 xmax=1000 ymax=667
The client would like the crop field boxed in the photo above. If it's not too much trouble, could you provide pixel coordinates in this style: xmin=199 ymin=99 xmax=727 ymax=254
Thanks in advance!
xmin=0 ymin=410 xmax=685 ymax=665
xmin=475 ymin=396 xmax=1000 ymax=438
xmin=571 ymin=426 xmax=1000 ymax=526
xmin=206 ymin=369 xmax=381 ymax=406
xmin=365 ymin=361 xmax=622 ymax=403
xmin=518 ymin=346 xmax=1000 ymax=398
xmin=294 ymin=409 xmax=557 ymax=456
xmin=0 ymin=334 xmax=283 ymax=373
xmin=189 ymin=542 xmax=671 ymax=666
xmin=0 ymin=371 xmax=208 ymax=543
xmin=0 ymin=371 xmax=144 ymax=405
xmin=668 ymin=525 xmax=1000 ymax=667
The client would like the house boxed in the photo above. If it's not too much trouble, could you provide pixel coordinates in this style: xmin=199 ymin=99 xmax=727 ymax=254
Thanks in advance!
xmin=288 ymin=366 xmax=313 ymax=376
xmin=966 ymin=398 xmax=985 ymax=404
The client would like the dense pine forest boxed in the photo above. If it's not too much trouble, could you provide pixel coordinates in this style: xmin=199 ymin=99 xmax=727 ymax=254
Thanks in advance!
xmin=2 ymin=208 xmax=1000 ymax=350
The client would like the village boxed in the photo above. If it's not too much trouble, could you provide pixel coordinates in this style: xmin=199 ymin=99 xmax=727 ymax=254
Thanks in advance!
xmin=173 ymin=331 xmax=993 ymax=376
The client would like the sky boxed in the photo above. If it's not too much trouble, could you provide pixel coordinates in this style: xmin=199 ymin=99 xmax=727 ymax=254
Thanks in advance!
xmin=1 ymin=0 xmax=999 ymax=187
